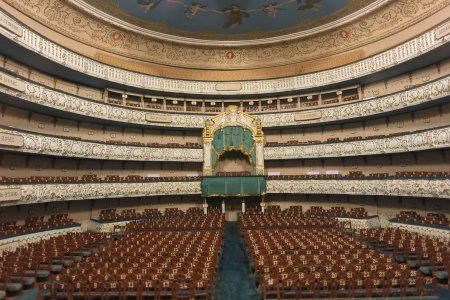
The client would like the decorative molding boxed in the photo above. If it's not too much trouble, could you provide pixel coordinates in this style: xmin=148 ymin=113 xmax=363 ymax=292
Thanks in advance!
xmin=264 ymin=126 xmax=450 ymax=160
xmin=0 ymin=73 xmax=448 ymax=129
xmin=70 ymin=0 xmax=385 ymax=45
xmin=3 ymin=0 xmax=448 ymax=72
xmin=2 ymin=179 xmax=448 ymax=207
xmin=0 ymin=11 xmax=448 ymax=94
xmin=0 ymin=181 xmax=202 ymax=207
xmin=2 ymin=125 xmax=450 ymax=161
xmin=0 ymin=128 xmax=203 ymax=162
xmin=267 ymin=179 xmax=450 ymax=199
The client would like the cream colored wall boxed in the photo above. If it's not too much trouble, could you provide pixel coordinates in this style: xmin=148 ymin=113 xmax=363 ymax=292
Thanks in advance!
xmin=0 ymin=153 xmax=203 ymax=178
xmin=0 ymin=104 xmax=203 ymax=144
xmin=264 ymin=105 xmax=449 ymax=144
xmin=264 ymin=149 xmax=450 ymax=175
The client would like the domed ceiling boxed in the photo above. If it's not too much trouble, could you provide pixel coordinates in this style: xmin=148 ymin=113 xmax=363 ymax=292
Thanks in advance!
xmin=80 ymin=0 xmax=378 ymax=41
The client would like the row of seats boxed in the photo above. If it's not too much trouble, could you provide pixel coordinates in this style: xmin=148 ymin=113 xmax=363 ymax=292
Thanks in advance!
xmin=0 ymin=175 xmax=201 ymax=184
xmin=3 ymin=172 xmax=448 ymax=184
xmin=98 ymin=207 xmax=213 ymax=223
xmin=37 ymin=215 xmax=224 ymax=299
xmin=394 ymin=211 xmax=450 ymax=227
xmin=264 ymin=128 xmax=432 ymax=147
xmin=252 ymin=205 xmax=368 ymax=219
xmin=215 ymin=171 xmax=252 ymax=176
xmin=356 ymin=227 xmax=450 ymax=283
xmin=266 ymin=171 xmax=450 ymax=180
xmin=0 ymin=214 xmax=77 ymax=238
xmin=0 ymin=232 xmax=111 ymax=298
xmin=240 ymin=214 xmax=436 ymax=299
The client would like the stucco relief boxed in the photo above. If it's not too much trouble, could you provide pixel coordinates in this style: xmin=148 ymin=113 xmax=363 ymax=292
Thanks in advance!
xmin=3 ymin=0 xmax=448 ymax=71
xmin=267 ymin=179 xmax=450 ymax=199
xmin=0 ymin=10 xmax=448 ymax=94
xmin=0 ymin=74 xmax=447 ymax=129
xmin=0 ymin=181 xmax=202 ymax=206
xmin=264 ymin=126 xmax=450 ymax=160
xmin=1 ymin=125 xmax=450 ymax=162
xmin=0 ymin=128 xmax=203 ymax=162
xmin=1 ymin=179 xmax=448 ymax=207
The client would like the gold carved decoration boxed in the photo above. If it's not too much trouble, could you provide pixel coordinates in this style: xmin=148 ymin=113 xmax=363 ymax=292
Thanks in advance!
xmin=202 ymin=106 xmax=264 ymax=175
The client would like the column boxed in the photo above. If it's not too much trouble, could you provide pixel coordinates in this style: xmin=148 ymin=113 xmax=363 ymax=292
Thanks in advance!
xmin=202 ymin=198 xmax=208 ymax=215
xmin=221 ymin=200 xmax=225 ymax=214
xmin=260 ymin=195 xmax=265 ymax=214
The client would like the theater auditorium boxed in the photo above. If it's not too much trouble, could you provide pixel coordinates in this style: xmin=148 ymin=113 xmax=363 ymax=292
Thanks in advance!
xmin=0 ymin=0 xmax=450 ymax=299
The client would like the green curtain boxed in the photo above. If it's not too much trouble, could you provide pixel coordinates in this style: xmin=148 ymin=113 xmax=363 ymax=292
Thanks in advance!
xmin=210 ymin=126 xmax=256 ymax=174
xmin=201 ymin=176 xmax=267 ymax=196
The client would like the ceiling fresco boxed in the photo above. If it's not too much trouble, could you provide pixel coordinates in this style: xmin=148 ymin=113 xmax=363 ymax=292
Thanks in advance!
xmin=82 ymin=0 xmax=376 ymax=40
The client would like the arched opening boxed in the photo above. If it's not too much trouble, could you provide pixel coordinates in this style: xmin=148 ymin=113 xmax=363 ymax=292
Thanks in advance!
xmin=215 ymin=150 xmax=253 ymax=175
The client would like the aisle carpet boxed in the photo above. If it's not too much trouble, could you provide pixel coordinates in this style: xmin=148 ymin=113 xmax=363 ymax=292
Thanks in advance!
xmin=215 ymin=222 xmax=260 ymax=300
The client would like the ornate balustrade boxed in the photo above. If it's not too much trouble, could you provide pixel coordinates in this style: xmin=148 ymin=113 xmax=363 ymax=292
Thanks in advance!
xmin=2 ymin=124 xmax=450 ymax=160
xmin=0 ymin=10 xmax=448 ymax=95
xmin=0 ymin=128 xmax=203 ymax=162
xmin=264 ymin=125 xmax=450 ymax=159
xmin=0 ymin=70 xmax=448 ymax=128
xmin=1 ymin=178 xmax=448 ymax=207
xmin=0 ymin=181 xmax=202 ymax=206
xmin=267 ymin=179 xmax=450 ymax=199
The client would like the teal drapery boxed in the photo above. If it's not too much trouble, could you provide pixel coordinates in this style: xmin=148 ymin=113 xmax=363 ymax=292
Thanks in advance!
xmin=201 ymin=176 xmax=266 ymax=197
xmin=211 ymin=126 xmax=256 ymax=175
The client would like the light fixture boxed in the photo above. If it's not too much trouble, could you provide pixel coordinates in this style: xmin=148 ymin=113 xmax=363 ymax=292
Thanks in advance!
xmin=267 ymin=100 xmax=273 ymax=104
xmin=151 ymin=98 xmax=157 ymax=102
xmin=191 ymin=101 xmax=197 ymax=105
xmin=172 ymin=100 xmax=178 ymax=104
xmin=307 ymin=95 xmax=313 ymax=100
xmin=287 ymin=98 xmax=293 ymax=103
xmin=249 ymin=101 xmax=254 ymax=105
xmin=211 ymin=101 xmax=216 ymax=106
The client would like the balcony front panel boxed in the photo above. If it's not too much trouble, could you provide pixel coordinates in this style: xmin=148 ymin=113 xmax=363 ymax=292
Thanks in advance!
xmin=0 ymin=72 xmax=448 ymax=129
xmin=1 ymin=178 xmax=449 ymax=207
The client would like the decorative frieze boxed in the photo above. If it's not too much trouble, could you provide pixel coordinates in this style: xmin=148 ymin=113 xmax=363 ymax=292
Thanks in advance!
xmin=0 ymin=73 xmax=448 ymax=128
xmin=0 ymin=181 xmax=202 ymax=206
xmin=0 ymin=128 xmax=203 ymax=162
xmin=1 ymin=179 xmax=448 ymax=207
xmin=267 ymin=179 xmax=450 ymax=199
xmin=1 ymin=125 xmax=450 ymax=161
xmin=0 ymin=12 xmax=447 ymax=95
xmin=264 ymin=126 xmax=450 ymax=159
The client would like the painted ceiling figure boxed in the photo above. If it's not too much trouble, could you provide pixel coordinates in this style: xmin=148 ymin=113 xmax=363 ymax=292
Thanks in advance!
xmin=221 ymin=5 xmax=250 ymax=29
xmin=185 ymin=2 xmax=207 ymax=18
xmin=138 ymin=0 xmax=163 ymax=13
xmin=262 ymin=0 xmax=294 ymax=17
xmin=297 ymin=0 xmax=321 ymax=11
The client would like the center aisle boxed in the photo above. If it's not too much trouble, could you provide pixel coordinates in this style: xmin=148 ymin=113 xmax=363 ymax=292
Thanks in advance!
xmin=216 ymin=221 xmax=260 ymax=300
